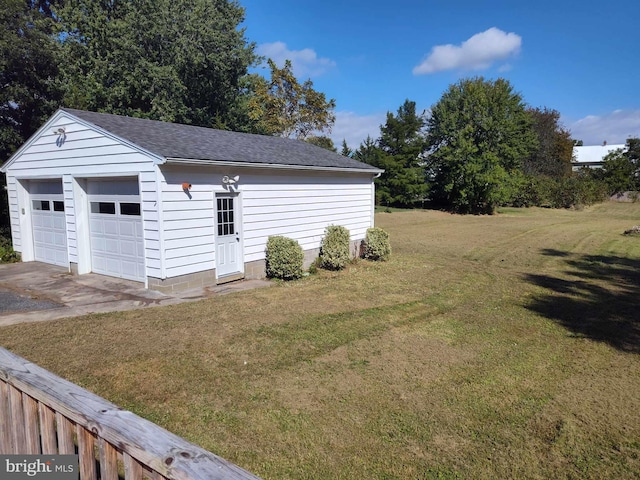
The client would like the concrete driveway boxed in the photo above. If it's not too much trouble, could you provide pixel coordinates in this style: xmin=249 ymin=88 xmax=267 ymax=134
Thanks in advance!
xmin=0 ymin=262 xmax=270 ymax=327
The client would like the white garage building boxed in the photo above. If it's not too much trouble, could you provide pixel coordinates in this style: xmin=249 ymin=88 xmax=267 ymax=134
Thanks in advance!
xmin=1 ymin=109 xmax=381 ymax=292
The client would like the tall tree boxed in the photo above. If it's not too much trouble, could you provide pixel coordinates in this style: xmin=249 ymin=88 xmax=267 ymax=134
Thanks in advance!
xmin=58 ymin=0 xmax=255 ymax=126
xmin=1 ymin=0 xmax=64 ymax=235
xmin=426 ymin=77 xmax=536 ymax=214
xmin=375 ymin=100 xmax=428 ymax=206
xmin=354 ymin=136 xmax=387 ymax=202
xmin=340 ymin=139 xmax=353 ymax=157
xmin=246 ymin=59 xmax=336 ymax=139
xmin=524 ymin=107 xmax=573 ymax=178
xmin=1 ymin=0 xmax=63 ymax=162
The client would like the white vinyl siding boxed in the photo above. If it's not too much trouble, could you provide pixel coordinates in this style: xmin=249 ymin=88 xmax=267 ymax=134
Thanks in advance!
xmin=242 ymin=178 xmax=372 ymax=262
xmin=158 ymin=166 xmax=374 ymax=279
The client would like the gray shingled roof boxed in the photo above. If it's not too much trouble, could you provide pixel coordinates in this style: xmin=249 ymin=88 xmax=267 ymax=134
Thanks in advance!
xmin=62 ymin=108 xmax=380 ymax=172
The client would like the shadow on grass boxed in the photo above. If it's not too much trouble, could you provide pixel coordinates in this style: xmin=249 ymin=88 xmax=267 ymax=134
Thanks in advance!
xmin=525 ymin=249 xmax=640 ymax=353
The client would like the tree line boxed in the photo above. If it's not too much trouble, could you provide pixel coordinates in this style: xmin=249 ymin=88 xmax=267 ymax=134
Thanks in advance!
xmin=348 ymin=77 xmax=638 ymax=214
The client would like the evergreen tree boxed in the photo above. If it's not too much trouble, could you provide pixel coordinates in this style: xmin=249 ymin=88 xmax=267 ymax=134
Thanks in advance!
xmin=375 ymin=100 xmax=428 ymax=206
xmin=340 ymin=139 xmax=352 ymax=157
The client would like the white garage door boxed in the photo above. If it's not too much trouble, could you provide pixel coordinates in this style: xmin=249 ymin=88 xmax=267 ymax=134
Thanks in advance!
xmin=88 ymin=179 xmax=145 ymax=282
xmin=30 ymin=180 xmax=68 ymax=267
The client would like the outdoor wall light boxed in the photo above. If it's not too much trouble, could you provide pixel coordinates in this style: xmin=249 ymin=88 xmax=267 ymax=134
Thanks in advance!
xmin=222 ymin=175 xmax=239 ymax=185
xmin=52 ymin=127 xmax=66 ymax=146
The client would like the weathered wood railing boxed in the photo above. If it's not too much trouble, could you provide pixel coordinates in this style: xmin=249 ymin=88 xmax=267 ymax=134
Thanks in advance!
xmin=0 ymin=347 xmax=261 ymax=479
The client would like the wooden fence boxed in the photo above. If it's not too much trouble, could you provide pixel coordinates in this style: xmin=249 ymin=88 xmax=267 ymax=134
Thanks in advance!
xmin=0 ymin=347 xmax=261 ymax=480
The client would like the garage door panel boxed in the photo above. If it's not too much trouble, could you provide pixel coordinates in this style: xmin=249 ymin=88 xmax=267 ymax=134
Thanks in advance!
xmin=88 ymin=181 xmax=144 ymax=282
xmin=30 ymin=184 xmax=68 ymax=268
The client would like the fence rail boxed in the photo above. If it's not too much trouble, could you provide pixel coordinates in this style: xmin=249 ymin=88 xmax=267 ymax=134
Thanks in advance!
xmin=0 ymin=347 xmax=261 ymax=480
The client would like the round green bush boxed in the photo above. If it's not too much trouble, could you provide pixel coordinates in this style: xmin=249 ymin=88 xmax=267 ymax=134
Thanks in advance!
xmin=362 ymin=227 xmax=391 ymax=261
xmin=265 ymin=236 xmax=304 ymax=280
xmin=320 ymin=225 xmax=350 ymax=270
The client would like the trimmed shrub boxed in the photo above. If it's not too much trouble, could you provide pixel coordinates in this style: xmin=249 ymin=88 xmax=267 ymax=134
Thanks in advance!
xmin=265 ymin=236 xmax=304 ymax=280
xmin=320 ymin=225 xmax=350 ymax=270
xmin=362 ymin=227 xmax=391 ymax=261
xmin=0 ymin=236 xmax=20 ymax=263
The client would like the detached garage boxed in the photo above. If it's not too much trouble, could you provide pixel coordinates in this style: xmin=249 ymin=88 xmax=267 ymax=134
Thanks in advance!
xmin=1 ymin=109 xmax=381 ymax=292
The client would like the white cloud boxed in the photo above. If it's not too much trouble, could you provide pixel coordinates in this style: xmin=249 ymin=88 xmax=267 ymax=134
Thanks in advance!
xmin=413 ymin=27 xmax=521 ymax=75
xmin=328 ymin=111 xmax=386 ymax=150
xmin=568 ymin=110 xmax=640 ymax=145
xmin=256 ymin=41 xmax=336 ymax=78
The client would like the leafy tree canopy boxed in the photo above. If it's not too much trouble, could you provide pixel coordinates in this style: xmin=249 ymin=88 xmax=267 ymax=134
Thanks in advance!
xmin=57 ymin=0 xmax=256 ymax=127
xmin=599 ymin=138 xmax=640 ymax=194
xmin=426 ymin=77 xmax=536 ymax=214
xmin=1 ymin=0 xmax=64 ymax=161
xmin=524 ymin=107 xmax=574 ymax=178
xmin=246 ymin=59 xmax=336 ymax=139
xmin=305 ymin=135 xmax=336 ymax=152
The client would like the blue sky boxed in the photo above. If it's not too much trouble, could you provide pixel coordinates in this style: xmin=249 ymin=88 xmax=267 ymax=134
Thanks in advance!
xmin=240 ymin=0 xmax=640 ymax=149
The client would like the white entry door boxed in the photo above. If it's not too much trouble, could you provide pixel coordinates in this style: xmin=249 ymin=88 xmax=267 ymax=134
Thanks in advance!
xmin=215 ymin=194 xmax=242 ymax=278
xmin=88 ymin=179 xmax=145 ymax=282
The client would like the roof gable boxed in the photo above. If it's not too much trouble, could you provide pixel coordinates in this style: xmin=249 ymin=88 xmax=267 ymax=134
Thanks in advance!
xmin=61 ymin=109 xmax=380 ymax=173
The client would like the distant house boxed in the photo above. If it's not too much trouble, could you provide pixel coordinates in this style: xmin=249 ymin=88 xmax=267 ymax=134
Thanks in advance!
xmin=0 ymin=109 xmax=382 ymax=292
xmin=572 ymin=143 xmax=626 ymax=170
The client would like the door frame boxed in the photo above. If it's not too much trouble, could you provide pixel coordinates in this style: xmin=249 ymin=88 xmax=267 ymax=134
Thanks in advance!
xmin=214 ymin=191 xmax=244 ymax=281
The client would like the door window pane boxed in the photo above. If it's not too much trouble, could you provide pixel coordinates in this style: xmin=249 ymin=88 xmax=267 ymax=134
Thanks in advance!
xmin=216 ymin=197 xmax=235 ymax=236
xmin=91 ymin=202 xmax=116 ymax=214
xmin=32 ymin=200 xmax=50 ymax=211
xmin=120 ymin=203 xmax=141 ymax=216
xmin=53 ymin=201 xmax=65 ymax=212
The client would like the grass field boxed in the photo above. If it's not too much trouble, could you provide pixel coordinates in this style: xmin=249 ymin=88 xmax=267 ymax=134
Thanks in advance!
xmin=2 ymin=202 xmax=640 ymax=479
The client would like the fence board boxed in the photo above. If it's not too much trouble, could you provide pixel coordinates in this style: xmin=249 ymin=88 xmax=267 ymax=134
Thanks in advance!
xmin=98 ymin=437 xmax=119 ymax=480
xmin=0 ymin=381 xmax=12 ymax=453
xmin=39 ymin=402 xmax=57 ymax=454
xmin=9 ymin=385 xmax=26 ymax=453
xmin=124 ymin=452 xmax=144 ymax=480
xmin=0 ymin=347 xmax=261 ymax=479
xmin=23 ymin=394 xmax=40 ymax=454
xmin=56 ymin=413 xmax=75 ymax=454
xmin=77 ymin=425 xmax=97 ymax=480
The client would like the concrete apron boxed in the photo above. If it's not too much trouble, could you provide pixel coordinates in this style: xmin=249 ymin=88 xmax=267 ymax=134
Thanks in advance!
xmin=0 ymin=262 xmax=271 ymax=327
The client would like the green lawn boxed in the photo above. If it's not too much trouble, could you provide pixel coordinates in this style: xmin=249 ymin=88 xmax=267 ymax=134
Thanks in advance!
xmin=2 ymin=202 xmax=640 ymax=479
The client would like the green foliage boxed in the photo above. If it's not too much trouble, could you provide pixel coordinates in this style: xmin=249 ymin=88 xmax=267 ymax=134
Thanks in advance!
xmin=246 ymin=59 xmax=336 ymax=139
xmin=362 ymin=228 xmax=391 ymax=261
xmin=361 ymin=100 xmax=428 ymax=207
xmin=1 ymin=0 xmax=64 ymax=161
xmin=265 ymin=236 xmax=304 ymax=280
xmin=320 ymin=225 xmax=351 ymax=270
xmin=427 ymin=77 xmax=537 ymax=214
xmin=340 ymin=139 xmax=353 ymax=157
xmin=305 ymin=136 xmax=337 ymax=152
xmin=524 ymin=107 xmax=573 ymax=178
xmin=0 ymin=235 xmax=20 ymax=263
xmin=58 ymin=0 xmax=255 ymax=126
xmin=599 ymin=139 xmax=640 ymax=194
xmin=508 ymin=173 xmax=607 ymax=209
